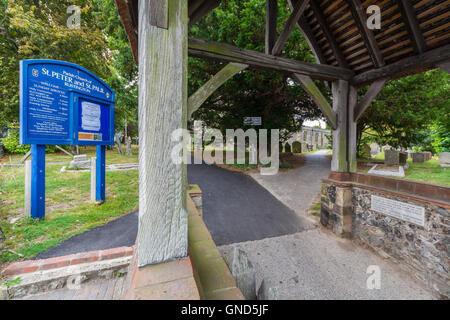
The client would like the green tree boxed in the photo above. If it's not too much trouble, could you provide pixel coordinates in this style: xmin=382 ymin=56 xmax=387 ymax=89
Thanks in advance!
xmin=357 ymin=69 xmax=449 ymax=152
xmin=188 ymin=0 xmax=323 ymax=141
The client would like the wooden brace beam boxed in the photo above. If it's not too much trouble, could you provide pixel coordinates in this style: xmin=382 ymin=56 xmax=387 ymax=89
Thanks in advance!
xmin=353 ymin=79 xmax=386 ymax=121
xmin=188 ymin=37 xmax=354 ymax=81
xmin=271 ymin=0 xmax=309 ymax=55
xmin=149 ymin=0 xmax=168 ymax=29
xmin=293 ymin=73 xmax=337 ymax=129
xmin=188 ymin=63 xmax=249 ymax=118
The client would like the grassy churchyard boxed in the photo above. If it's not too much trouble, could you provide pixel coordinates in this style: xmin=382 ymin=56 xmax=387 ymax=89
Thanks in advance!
xmin=357 ymin=155 xmax=449 ymax=186
xmin=0 ymin=146 xmax=139 ymax=268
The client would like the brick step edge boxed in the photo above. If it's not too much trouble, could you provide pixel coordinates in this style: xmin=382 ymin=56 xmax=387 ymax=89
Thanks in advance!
xmin=3 ymin=255 xmax=132 ymax=299
xmin=2 ymin=246 xmax=135 ymax=276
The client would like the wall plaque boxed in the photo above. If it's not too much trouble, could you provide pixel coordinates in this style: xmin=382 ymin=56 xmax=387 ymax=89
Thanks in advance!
xmin=371 ymin=195 xmax=425 ymax=227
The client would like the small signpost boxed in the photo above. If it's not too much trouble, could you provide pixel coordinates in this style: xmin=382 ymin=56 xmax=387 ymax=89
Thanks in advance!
xmin=243 ymin=117 xmax=262 ymax=126
xmin=20 ymin=59 xmax=115 ymax=219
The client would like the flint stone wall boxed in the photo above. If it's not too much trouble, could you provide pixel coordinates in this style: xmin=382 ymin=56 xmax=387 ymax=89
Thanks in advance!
xmin=321 ymin=176 xmax=449 ymax=298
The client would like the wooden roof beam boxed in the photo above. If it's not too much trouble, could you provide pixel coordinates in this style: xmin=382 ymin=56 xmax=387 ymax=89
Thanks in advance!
xmin=188 ymin=37 xmax=354 ymax=81
xmin=265 ymin=0 xmax=278 ymax=55
xmin=397 ymin=0 xmax=426 ymax=54
xmin=271 ymin=0 xmax=310 ymax=55
xmin=348 ymin=0 xmax=385 ymax=67
xmin=308 ymin=0 xmax=349 ymax=68
xmin=352 ymin=44 xmax=450 ymax=86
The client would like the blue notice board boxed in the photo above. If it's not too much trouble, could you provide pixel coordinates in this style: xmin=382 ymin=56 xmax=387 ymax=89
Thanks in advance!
xmin=20 ymin=59 xmax=115 ymax=145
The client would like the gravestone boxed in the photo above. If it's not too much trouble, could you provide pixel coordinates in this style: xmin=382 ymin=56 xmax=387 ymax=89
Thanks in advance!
xmin=292 ymin=141 xmax=302 ymax=153
xmin=0 ymin=143 xmax=4 ymax=159
xmin=361 ymin=144 xmax=371 ymax=158
xmin=284 ymin=142 xmax=291 ymax=153
xmin=412 ymin=152 xmax=427 ymax=163
xmin=439 ymin=152 xmax=450 ymax=167
xmin=424 ymin=152 xmax=432 ymax=161
xmin=125 ymin=136 xmax=132 ymax=156
xmin=385 ymin=150 xmax=407 ymax=166
xmin=68 ymin=154 xmax=91 ymax=169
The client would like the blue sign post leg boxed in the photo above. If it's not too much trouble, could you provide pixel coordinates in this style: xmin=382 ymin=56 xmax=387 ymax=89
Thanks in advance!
xmin=96 ymin=145 xmax=106 ymax=202
xmin=31 ymin=144 xmax=45 ymax=219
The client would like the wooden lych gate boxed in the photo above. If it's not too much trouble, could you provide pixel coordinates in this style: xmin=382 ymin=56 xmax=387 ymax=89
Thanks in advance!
xmin=114 ymin=0 xmax=450 ymax=268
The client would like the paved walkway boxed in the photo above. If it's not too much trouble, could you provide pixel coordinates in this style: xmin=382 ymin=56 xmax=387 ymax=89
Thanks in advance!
xmin=250 ymin=150 xmax=330 ymax=218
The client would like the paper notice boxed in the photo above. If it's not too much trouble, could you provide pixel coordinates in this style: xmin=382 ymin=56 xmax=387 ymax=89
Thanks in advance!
xmin=81 ymin=101 xmax=101 ymax=131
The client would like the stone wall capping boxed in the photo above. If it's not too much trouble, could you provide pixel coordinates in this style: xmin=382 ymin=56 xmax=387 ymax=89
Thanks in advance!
xmin=322 ymin=172 xmax=450 ymax=207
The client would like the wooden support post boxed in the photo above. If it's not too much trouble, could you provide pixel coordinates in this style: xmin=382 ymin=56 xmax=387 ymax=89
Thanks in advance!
xmin=188 ymin=62 xmax=248 ymax=118
xmin=293 ymin=73 xmax=337 ymax=129
xmin=138 ymin=0 xmax=188 ymax=267
xmin=331 ymin=80 xmax=357 ymax=173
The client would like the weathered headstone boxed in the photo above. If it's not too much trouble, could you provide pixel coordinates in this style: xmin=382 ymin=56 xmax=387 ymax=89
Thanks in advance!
xmin=424 ymin=151 xmax=432 ymax=161
xmin=0 ymin=143 xmax=4 ymax=159
xmin=68 ymin=154 xmax=91 ymax=169
xmin=361 ymin=144 xmax=371 ymax=158
xmin=439 ymin=152 xmax=450 ymax=167
xmin=284 ymin=142 xmax=291 ymax=153
xmin=292 ymin=141 xmax=302 ymax=153
xmin=412 ymin=152 xmax=428 ymax=163
xmin=385 ymin=150 xmax=407 ymax=166
xmin=125 ymin=136 xmax=132 ymax=156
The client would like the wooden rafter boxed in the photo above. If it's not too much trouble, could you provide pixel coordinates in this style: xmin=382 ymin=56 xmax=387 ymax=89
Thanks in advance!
xmin=308 ymin=0 xmax=348 ymax=68
xmin=188 ymin=63 xmax=249 ymax=118
xmin=347 ymin=0 xmax=384 ymax=67
xmin=397 ymin=0 xmax=426 ymax=54
xmin=265 ymin=0 xmax=278 ymax=55
xmin=293 ymin=74 xmax=337 ymax=129
xmin=353 ymin=79 xmax=386 ymax=121
xmin=188 ymin=37 xmax=354 ymax=81
xmin=271 ymin=0 xmax=309 ymax=55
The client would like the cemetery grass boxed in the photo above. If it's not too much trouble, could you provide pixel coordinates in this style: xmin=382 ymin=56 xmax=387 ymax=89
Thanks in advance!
xmin=0 ymin=149 xmax=139 ymax=268
xmin=357 ymin=158 xmax=449 ymax=186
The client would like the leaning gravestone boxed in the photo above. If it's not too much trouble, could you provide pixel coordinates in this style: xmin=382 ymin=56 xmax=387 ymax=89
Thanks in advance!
xmin=125 ymin=136 xmax=132 ymax=156
xmin=292 ymin=141 xmax=302 ymax=153
xmin=439 ymin=152 xmax=450 ymax=167
xmin=68 ymin=154 xmax=91 ymax=169
xmin=385 ymin=150 xmax=408 ymax=166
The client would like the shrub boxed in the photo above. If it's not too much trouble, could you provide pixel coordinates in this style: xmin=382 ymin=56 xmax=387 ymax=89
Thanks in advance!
xmin=1 ymin=130 xmax=30 ymax=154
